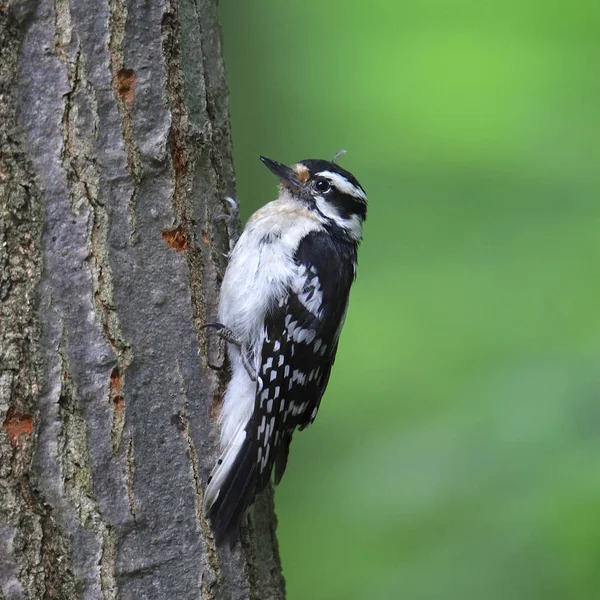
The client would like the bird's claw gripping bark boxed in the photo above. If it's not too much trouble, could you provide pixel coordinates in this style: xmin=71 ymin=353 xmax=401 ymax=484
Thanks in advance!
xmin=202 ymin=322 xmax=256 ymax=381
xmin=215 ymin=196 xmax=240 ymax=252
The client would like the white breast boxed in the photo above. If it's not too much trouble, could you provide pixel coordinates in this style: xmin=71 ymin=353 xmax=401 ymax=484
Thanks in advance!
xmin=218 ymin=198 xmax=323 ymax=357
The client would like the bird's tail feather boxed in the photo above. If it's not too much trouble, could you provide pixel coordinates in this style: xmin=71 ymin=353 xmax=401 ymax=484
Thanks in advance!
xmin=204 ymin=421 xmax=257 ymax=547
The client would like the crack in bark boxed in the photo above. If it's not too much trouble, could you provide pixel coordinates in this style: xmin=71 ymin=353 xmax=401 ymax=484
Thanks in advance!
xmin=126 ymin=430 xmax=137 ymax=523
xmin=100 ymin=526 xmax=118 ymax=600
xmin=56 ymin=343 xmax=118 ymax=596
xmin=184 ymin=0 xmax=239 ymax=380
xmin=56 ymin=344 xmax=95 ymax=528
xmin=175 ymin=360 xmax=220 ymax=594
xmin=108 ymin=0 xmax=142 ymax=242
xmin=192 ymin=0 xmax=232 ymax=201
xmin=109 ymin=366 xmax=126 ymax=454
xmin=161 ymin=0 xmax=221 ymax=560
xmin=160 ymin=0 xmax=231 ymax=465
xmin=161 ymin=0 xmax=211 ymax=345
xmin=54 ymin=0 xmax=72 ymax=50
xmin=57 ymin=18 xmax=133 ymax=459
xmin=38 ymin=508 xmax=79 ymax=598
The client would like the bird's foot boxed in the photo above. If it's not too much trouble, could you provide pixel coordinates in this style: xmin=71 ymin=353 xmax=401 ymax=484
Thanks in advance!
xmin=203 ymin=322 xmax=256 ymax=381
xmin=215 ymin=196 xmax=240 ymax=251
xmin=203 ymin=322 xmax=241 ymax=346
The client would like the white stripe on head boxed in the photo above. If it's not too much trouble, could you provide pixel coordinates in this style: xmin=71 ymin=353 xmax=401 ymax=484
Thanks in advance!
xmin=315 ymin=197 xmax=363 ymax=241
xmin=315 ymin=170 xmax=367 ymax=201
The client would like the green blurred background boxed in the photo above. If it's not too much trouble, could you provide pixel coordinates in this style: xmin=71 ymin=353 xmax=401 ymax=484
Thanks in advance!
xmin=219 ymin=1 xmax=600 ymax=598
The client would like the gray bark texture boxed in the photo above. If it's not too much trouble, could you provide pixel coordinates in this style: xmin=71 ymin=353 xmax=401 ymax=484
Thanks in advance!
xmin=0 ymin=0 xmax=285 ymax=598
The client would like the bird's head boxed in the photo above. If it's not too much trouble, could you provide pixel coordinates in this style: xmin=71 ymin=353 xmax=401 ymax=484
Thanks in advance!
xmin=260 ymin=155 xmax=367 ymax=241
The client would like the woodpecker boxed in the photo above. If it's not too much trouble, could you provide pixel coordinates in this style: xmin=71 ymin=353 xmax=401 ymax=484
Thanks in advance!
xmin=204 ymin=155 xmax=367 ymax=546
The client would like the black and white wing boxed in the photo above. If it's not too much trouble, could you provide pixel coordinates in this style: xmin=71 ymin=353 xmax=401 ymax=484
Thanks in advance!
xmin=254 ymin=230 xmax=357 ymax=492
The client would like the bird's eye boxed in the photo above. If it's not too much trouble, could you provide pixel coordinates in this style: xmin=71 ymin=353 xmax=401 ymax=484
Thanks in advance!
xmin=314 ymin=178 xmax=331 ymax=193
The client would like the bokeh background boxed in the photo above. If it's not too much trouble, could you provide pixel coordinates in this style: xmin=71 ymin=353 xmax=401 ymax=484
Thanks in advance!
xmin=219 ymin=2 xmax=600 ymax=598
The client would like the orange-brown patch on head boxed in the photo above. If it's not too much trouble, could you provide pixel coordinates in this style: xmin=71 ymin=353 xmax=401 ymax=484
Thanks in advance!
xmin=293 ymin=163 xmax=310 ymax=183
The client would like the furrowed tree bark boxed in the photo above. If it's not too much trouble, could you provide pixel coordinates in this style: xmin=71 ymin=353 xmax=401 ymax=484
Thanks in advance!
xmin=0 ymin=0 xmax=285 ymax=598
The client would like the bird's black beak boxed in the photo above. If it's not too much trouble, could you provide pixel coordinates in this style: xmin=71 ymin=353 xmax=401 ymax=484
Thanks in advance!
xmin=259 ymin=156 xmax=304 ymax=192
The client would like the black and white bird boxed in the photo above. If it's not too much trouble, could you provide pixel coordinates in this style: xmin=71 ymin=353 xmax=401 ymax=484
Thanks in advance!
xmin=204 ymin=155 xmax=367 ymax=546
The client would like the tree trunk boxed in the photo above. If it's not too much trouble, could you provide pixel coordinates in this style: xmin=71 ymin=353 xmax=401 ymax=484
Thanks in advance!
xmin=0 ymin=0 xmax=285 ymax=598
